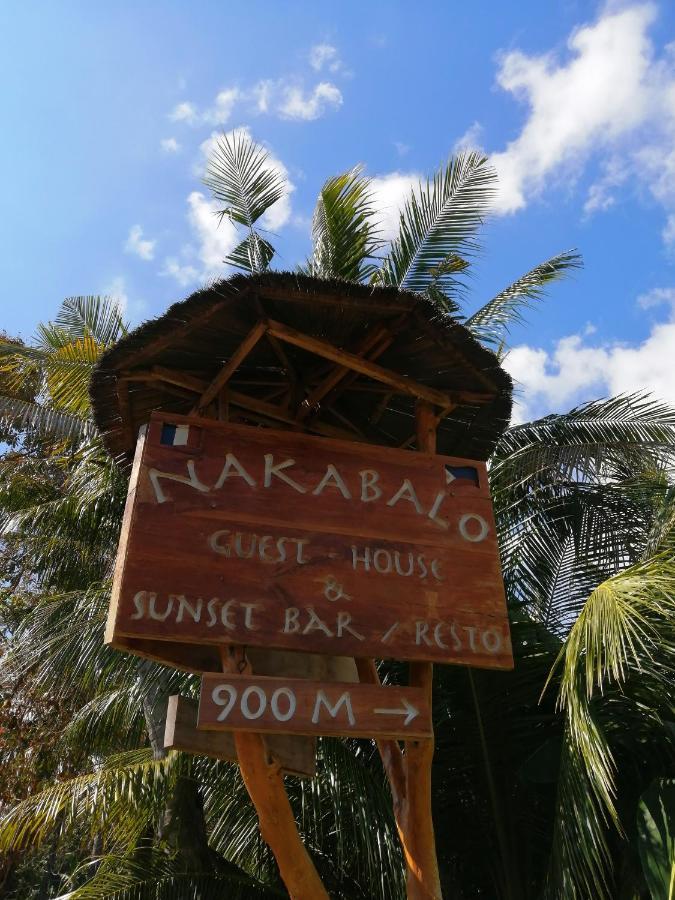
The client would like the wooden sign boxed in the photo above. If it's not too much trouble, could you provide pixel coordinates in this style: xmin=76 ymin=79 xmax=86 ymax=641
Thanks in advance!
xmin=107 ymin=412 xmax=512 ymax=669
xmin=198 ymin=674 xmax=432 ymax=740
xmin=164 ymin=695 xmax=316 ymax=777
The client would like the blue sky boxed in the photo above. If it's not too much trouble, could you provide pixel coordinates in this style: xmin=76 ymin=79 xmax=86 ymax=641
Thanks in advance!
xmin=2 ymin=1 xmax=675 ymax=420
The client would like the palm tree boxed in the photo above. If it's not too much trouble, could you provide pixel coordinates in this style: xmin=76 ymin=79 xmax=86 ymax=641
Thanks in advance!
xmin=0 ymin=131 xmax=673 ymax=899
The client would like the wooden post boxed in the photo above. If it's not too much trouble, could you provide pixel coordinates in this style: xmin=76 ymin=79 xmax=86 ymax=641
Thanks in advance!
xmin=403 ymin=400 xmax=442 ymax=899
xmin=359 ymin=400 xmax=443 ymax=900
xmin=220 ymin=647 xmax=329 ymax=900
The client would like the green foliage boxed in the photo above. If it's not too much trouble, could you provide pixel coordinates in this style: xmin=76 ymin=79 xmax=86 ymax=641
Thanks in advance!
xmin=1 ymin=150 xmax=674 ymax=899
xmin=637 ymin=779 xmax=675 ymax=900
xmin=203 ymin=131 xmax=285 ymax=273
xmin=465 ymin=250 xmax=582 ymax=351
xmin=374 ymin=151 xmax=495 ymax=298
xmin=305 ymin=167 xmax=382 ymax=282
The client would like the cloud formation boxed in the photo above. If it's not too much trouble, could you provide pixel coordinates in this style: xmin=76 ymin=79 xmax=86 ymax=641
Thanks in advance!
xmin=478 ymin=1 xmax=675 ymax=249
xmin=277 ymin=82 xmax=342 ymax=120
xmin=124 ymin=225 xmax=156 ymax=261
xmin=490 ymin=3 xmax=659 ymax=214
xmin=370 ymin=172 xmax=419 ymax=241
xmin=167 ymin=44 xmax=346 ymax=127
xmin=309 ymin=43 xmax=344 ymax=73
xmin=504 ymin=288 xmax=675 ymax=421
xmin=160 ymin=137 xmax=181 ymax=154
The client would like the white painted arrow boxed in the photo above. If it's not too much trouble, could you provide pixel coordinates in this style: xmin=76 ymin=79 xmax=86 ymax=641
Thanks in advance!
xmin=373 ymin=698 xmax=419 ymax=727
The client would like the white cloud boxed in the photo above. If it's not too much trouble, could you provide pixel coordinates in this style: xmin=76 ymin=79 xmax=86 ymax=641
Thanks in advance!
xmin=583 ymin=157 xmax=629 ymax=215
xmin=169 ymin=77 xmax=343 ymax=125
xmin=309 ymin=43 xmax=343 ymax=73
xmin=103 ymin=276 xmax=129 ymax=314
xmin=504 ymin=291 xmax=675 ymax=421
xmin=124 ymin=224 xmax=156 ymax=261
xmin=454 ymin=121 xmax=484 ymax=154
xmin=637 ymin=285 xmax=675 ymax=310
xmin=370 ymin=172 xmax=419 ymax=241
xmin=203 ymin=87 xmax=240 ymax=125
xmin=102 ymin=276 xmax=147 ymax=323
xmin=489 ymin=3 xmax=664 ymax=215
xmin=160 ymin=257 xmax=200 ymax=288
xmin=187 ymin=191 xmax=239 ymax=276
xmin=169 ymin=101 xmax=198 ymax=124
xmin=252 ymin=80 xmax=273 ymax=113
xmin=160 ymin=137 xmax=181 ymax=154
xmin=662 ymin=214 xmax=675 ymax=248
xmin=277 ymin=81 xmax=342 ymax=120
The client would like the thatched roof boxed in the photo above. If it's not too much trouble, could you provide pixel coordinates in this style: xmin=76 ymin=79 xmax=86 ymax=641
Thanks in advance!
xmin=89 ymin=272 xmax=512 ymax=462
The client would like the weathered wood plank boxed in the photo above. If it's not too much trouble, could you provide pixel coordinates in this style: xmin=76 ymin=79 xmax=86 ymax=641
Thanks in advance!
xmin=198 ymin=675 xmax=432 ymax=740
xmin=106 ymin=413 xmax=513 ymax=670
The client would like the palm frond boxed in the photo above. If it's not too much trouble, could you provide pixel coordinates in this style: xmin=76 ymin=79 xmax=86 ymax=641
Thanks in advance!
xmin=492 ymin=393 xmax=675 ymax=496
xmin=203 ymin=131 xmax=285 ymax=233
xmin=0 ymin=749 xmax=173 ymax=853
xmin=465 ymin=250 xmax=582 ymax=349
xmin=0 ymin=395 xmax=94 ymax=442
xmin=374 ymin=151 xmax=496 ymax=298
xmin=305 ymin=166 xmax=382 ymax=282
xmin=545 ymin=554 xmax=675 ymax=898
xmin=224 ymin=233 xmax=275 ymax=273
xmin=52 ymin=296 xmax=129 ymax=347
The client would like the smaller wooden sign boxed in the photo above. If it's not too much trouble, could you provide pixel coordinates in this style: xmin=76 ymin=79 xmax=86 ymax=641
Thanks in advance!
xmin=198 ymin=674 xmax=432 ymax=740
xmin=163 ymin=695 xmax=316 ymax=777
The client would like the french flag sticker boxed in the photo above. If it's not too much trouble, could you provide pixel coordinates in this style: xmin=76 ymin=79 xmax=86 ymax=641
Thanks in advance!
xmin=160 ymin=422 xmax=201 ymax=449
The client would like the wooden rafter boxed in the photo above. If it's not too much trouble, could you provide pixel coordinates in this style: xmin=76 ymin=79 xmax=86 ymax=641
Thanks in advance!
xmin=297 ymin=321 xmax=394 ymax=421
xmin=266 ymin=319 xmax=456 ymax=410
xmin=192 ymin=320 xmax=268 ymax=412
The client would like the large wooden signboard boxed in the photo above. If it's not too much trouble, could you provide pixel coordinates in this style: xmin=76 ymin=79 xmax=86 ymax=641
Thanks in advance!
xmin=106 ymin=412 xmax=512 ymax=669
xmin=198 ymin=675 xmax=432 ymax=740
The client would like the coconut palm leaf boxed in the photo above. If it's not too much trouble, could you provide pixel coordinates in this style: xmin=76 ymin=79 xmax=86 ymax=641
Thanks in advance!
xmin=465 ymin=250 xmax=582 ymax=349
xmin=491 ymin=394 xmax=675 ymax=496
xmin=374 ymin=151 xmax=496 ymax=298
xmin=224 ymin=233 xmax=276 ymax=273
xmin=544 ymin=555 xmax=675 ymax=898
xmin=204 ymin=132 xmax=286 ymax=229
xmin=636 ymin=778 xmax=675 ymax=900
xmin=0 ymin=395 xmax=94 ymax=442
xmin=305 ymin=167 xmax=382 ymax=282
xmin=53 ymin=296 xmax=129 ymax=347
xmin=60 ymin=870 xmax=281 ymax=900
xmin=0 ymin=749 xmax=172 ymax=852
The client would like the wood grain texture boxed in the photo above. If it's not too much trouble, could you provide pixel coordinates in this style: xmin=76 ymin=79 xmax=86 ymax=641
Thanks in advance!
xmin=266 ymin=319 xmax=456 ymax=409
xmin=163 ymin=694 xmax=316 ymax=777
xmin=198 ymin=674 xmax=432 ymax=740
xmin=107 ymin=413 xmax=512 ymax=670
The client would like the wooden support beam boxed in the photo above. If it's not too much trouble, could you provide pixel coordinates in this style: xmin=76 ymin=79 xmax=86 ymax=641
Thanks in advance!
xmin=297 ymin=322 xmax=393 ymax=421
xmin=226 ymin=389 xmax=366 ymax=442
xmin=221 ymin=648 xmax=329 ymax=900
xmin=403 ymin=401 xmax=442 ymax=899
xmin=267 ymin=319 xmax=454 ymax=410
xmin=192 ymin=320 xmax=268 ymax=413
xmin=358 ymin=402 xmax=443 ymax=900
